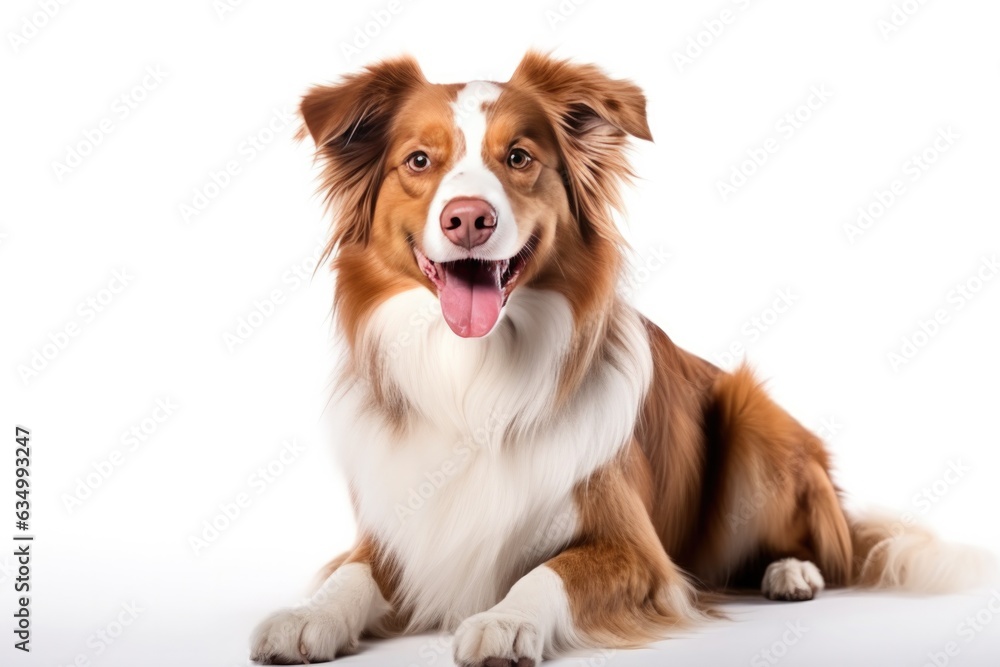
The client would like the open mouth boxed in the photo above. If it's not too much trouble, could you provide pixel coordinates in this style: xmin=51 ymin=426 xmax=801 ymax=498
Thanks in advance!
xmin=413 ymin=238 xmax=536 ymax=338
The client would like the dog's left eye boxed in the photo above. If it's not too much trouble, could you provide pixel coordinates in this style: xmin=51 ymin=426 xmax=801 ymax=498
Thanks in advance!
xmin=506 ymin=148 xmax=532 ymax=170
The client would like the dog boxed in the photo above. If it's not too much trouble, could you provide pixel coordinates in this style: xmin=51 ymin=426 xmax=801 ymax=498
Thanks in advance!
xmin=250 ymin=52 xmax=992 ymax=666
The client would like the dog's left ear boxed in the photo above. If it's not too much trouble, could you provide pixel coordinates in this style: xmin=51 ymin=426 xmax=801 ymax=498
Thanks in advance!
xmin=510 ymin=52 xmax=651 ymax=242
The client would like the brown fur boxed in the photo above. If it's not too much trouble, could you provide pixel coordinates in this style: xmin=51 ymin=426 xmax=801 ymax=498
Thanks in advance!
xmin=549 ymin=441 xmax=711 ymax=648
xmin=556 ymin=326 xmax=856 ymax=646
xmin=635 ymin=326 xmax=853 ymax=592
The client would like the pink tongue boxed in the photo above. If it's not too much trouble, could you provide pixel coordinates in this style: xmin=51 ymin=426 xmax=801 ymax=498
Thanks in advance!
xmin=438 ymin=261 xmax=503 ymax=338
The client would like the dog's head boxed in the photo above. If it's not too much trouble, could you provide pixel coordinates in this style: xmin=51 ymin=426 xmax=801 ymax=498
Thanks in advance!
xmin=301 ymin=52 xmax=650 ymax=340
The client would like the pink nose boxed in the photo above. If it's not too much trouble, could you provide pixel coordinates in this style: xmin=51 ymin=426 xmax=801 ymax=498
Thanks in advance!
xmin=440 ymin=198 xmax=496 ymax=249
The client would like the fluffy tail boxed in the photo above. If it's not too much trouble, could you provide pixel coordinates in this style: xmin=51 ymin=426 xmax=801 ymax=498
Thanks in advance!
xmin=849 ymin=511 xmax=998 ymax=593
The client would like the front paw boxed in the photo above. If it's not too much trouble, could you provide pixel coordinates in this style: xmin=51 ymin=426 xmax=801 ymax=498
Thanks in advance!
xmin=250 ymin=606 xmax=357 ymax=664
xmin=453 ymin=611 xmax=544 ymax=667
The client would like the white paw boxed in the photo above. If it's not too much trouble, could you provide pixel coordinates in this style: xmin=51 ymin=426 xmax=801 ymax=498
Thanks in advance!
xmin=762 ymin=558 xmax=825 ymax=601
xmin=453 ymin=610 xmax=544 ymax=667
xmin=250 ymin=606 xmax=357 ymax=664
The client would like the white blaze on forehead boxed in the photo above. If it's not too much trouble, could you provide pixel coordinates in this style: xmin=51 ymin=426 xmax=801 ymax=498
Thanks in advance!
xmin=422 ymin=81 xmax=520 ymax=263
xmin=452 ymin=80 xmax=502 ymax=154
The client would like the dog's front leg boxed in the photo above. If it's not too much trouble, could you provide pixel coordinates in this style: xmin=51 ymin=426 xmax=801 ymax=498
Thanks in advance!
xmin=454 ymin=447 xmax=706 ymax=666
xmin=452 ymin=563 xmax=576 ymax=667
xmin=251 ymin=540 xmax=393 ymax=664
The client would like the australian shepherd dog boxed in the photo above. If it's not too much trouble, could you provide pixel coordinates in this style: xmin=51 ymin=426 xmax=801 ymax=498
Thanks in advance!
xmin=251 ymin=53 xmax=991 ymax=666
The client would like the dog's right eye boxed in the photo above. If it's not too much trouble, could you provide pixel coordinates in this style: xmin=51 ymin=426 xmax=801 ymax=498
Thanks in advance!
xmin=405 ymin=152 xmax=431 ymax=172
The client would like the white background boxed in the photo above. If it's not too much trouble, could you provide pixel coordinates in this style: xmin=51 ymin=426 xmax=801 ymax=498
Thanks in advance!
xmin=2 ymin=0 xmax=999 ymax=665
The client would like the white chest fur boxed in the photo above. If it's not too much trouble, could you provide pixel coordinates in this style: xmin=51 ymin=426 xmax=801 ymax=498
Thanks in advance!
xmin=332 ymin=288 xmax=653 ymax=630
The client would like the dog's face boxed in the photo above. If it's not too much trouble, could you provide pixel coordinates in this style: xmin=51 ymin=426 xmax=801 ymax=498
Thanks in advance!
xmin=368 ymin=78 xmax=566 ymax=338
xmin=301 ymin=53 xmax=651 ymax=339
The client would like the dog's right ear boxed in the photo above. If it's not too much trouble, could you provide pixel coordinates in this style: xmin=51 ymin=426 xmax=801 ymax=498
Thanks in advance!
xmin=300 ymin=56 xmax=425 ymax=249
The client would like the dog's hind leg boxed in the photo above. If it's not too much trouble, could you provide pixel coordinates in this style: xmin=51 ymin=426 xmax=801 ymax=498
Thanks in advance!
xmin=690 ymin=365 xmax=853 ymax=599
